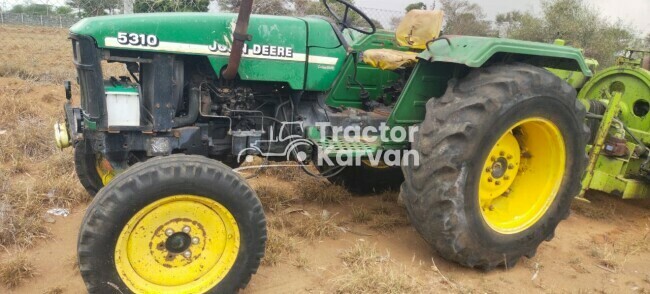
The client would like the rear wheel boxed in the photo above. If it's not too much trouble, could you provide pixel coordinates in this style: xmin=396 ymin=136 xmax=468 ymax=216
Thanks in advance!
xmin=401 ymin=63 xmax=588 ymax=269
xmin=78 ymin=155 xmax=266 ymax=293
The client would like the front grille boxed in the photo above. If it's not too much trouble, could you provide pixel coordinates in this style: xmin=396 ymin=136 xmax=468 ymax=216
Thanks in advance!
xmin=70 ymin=33 xmax=105 ymax=121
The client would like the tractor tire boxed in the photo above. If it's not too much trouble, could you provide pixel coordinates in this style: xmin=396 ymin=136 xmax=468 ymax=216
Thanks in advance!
xmin=78 ymin=155 xmax=267 ymax=293
xmin=401 ymin=63 xmax=588 ymax=270
xmin=74 ymin=140 xmax=103 ymax=196
xmin=327 ymin=163 xmax=404 ymax=195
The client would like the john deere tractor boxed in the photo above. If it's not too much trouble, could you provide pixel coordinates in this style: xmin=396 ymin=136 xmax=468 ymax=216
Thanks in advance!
xmin=54 ymin=0 xmax=594 ymax=292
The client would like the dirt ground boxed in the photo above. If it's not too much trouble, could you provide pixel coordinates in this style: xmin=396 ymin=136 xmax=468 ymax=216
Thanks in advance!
xmin=3 ymin=189 xmax=650 ymax=294
xmin=1 ymin=25 xmax=650 ymax=294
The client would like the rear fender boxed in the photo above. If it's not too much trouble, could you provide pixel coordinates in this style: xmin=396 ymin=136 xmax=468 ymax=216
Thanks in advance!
xmin=418 ymin=36 xmax=592 ymax=77
xmin=386 ymin=36 xmax=592 ymax=132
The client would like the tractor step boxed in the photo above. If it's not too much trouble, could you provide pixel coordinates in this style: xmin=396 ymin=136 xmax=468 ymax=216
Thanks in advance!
xmin=316 ymin=138 xmax=380 ymax=158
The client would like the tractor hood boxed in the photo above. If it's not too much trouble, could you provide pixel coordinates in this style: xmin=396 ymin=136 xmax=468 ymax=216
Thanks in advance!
xmin=70 ymin=12 xmax=347 ymax=91
xmin=70 ymin=12 xmax=311 ymax=52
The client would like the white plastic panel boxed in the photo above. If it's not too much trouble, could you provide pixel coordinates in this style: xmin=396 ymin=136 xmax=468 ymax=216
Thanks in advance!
xmin=106 ymin=92 xmax=140 ymax=127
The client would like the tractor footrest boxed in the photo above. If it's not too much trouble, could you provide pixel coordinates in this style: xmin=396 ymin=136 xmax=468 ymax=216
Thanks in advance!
xmin=315 ymin=139 xmax=379 ymax=158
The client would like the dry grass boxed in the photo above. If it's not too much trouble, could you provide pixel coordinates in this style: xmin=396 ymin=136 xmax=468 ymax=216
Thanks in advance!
xmin=350 ymin=203 xmax=408 ymax=232
xmin=262 ymin=228 xmax=297 ymax=266
xmin=0 ymin=27 xmax=90 ymax=248
xmin=590 ymin=243 xmax=619 ymax=270
xmin=369 ymin=213 xmax=408 ymax=233
xmin=42 ymin=286 xmax=65 ymax=294
xmin=0 ymin=26 xmax=126 ymax=85
xmin=254 ymin=180 xmax=296 ymax=213
xmin=351 ymin=207 xmax=372 ymax=224
xmin=260 ymin=163 xmax=308 ymax=182
xmin=67 ymin=254 xmax=80 ymax=274
xmin=300 ymin=180 xmax=351 ymax=204
xmin=367 ymin=205 xmax=409 ymax=233
xmin=292 ymin=254 xmax=310 ymax=270
xmin=292 ymin=211 xmax=343 ymax=240
xmin=0 ymin=253 xmax=36 ymax=289
xmin=270 ymin=210 xmax=343 ymax=241
xmin=340 ymin=243 xmax=387 ymax=267
xmin=334 ymin=243 xmax=420 ymax=293
xmin=378 ymin=191 xmax=399 ymax=202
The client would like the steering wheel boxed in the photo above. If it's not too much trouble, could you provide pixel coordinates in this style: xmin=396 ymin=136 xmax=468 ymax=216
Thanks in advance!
xmin=322 ymin=0 xmax=377 ymax=35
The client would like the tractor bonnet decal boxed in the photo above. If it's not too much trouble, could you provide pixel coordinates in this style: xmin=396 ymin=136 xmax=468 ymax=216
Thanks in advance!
xmin=209 ymin=42 xmax=294 ymax=59
xmin=104 ymin=36 xmax=338 ymax=66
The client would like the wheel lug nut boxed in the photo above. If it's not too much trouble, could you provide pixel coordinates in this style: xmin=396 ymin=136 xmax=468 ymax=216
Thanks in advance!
xmin=183 ymin=251 xmax=192 ymax=258
xmin=495 ymin=181 xmax=501 ymax=186
xmin=507 ymin=155 xmax=513 ymax=160
xmin=499 ymin=151 xmax=505 ymax=156
xmin=192 ymin=237 xmax=200 ymax=245
xmin=488 ymin=177 xmax=493 ymax=182
xmin=165 ymin=229 xmax=174 ymax=236
xmin=485 ymin=167 xmax=492 ymax=173
xmin=182 ymin=226 xmax=191 ymax=233
xmin=508 ymin=164 xmax=515 ymax=170
xmin=504 ymin=175 xmax=510 ymax=180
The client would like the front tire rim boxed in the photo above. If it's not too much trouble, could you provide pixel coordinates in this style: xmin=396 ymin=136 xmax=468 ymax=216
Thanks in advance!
xmin=478 ymin=118 xmax=566 ymax=234
xmin=115 ymin=195 xmax=240 ymax=293
xmin=95 ymin=155 xmax=115 ymax=186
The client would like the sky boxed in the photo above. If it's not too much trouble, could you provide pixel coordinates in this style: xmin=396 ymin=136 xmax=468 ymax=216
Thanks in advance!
xmin=354 ymin=0 xmax=650 ymax=35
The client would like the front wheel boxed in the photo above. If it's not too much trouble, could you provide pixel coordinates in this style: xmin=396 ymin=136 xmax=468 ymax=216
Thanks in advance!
xmin=401 ymin=63 xmax=588 ymax=269
xmin=73 ymin=140 xmax=107 ymax=196
xmin=78 ymin=155 xmax=266 ymax=293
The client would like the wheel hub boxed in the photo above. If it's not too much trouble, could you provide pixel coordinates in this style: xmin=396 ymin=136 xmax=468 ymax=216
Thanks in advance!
xmin=490 ymin=157 xmax=508 ymax=178
xmin=165 ymin=232 xmax=192 ymax=253
xmin=114 ymin=195 xmax=240 ymax=292
xmin=481 ymin=132 xmax=521 ymax=199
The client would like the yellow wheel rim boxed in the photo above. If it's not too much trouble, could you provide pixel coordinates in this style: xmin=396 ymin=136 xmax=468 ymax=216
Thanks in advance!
xmin=479 ymin=118 xmax=566 ymax=234
xmin=115 ymin=195 xmax=240 ymax=293
xmin=96 ymin=156 xmax=115 ymax=185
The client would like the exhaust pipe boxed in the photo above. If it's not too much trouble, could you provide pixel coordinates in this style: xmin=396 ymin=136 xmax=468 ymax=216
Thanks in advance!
xmin=222 ymin=0 xmax=254 ymax=81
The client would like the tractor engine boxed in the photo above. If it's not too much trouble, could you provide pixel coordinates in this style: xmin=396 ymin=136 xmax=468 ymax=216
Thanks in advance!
xmin=59 ymin=33 xmax=304 ymax=170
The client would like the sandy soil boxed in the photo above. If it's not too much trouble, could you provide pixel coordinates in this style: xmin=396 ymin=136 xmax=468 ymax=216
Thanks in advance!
xmin=1 ymin=188 xmax=649 ymax=294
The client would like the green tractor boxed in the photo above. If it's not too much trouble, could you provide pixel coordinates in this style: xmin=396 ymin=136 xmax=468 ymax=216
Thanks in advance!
xmin=54 ymin=0 xmax=595 ymax=292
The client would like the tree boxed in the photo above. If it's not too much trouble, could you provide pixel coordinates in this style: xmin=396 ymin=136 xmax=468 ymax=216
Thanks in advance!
xmin=501 ymin=0 xmax=636 ymax=67
xmin=10 ymin=4 xmax=53 ymax=15
xmin=55 ymin=6 xmax=74 ymax=15
xmin=293 ymin=0 xmax=367 ymax=28
xmin=218 ymin=0 xmax=292 ymax=15
xmin=405 ymin=2 xmax=426 ymax=12
xmin=389 ymin=16 xmax=403 ymax=30
xmin=439 ymin=0 xmax=493 ymax=36
xmin=66 ymin=0 xmax=121 ymax=16
xmin=134 ymin=0 xmax=210 ymax=12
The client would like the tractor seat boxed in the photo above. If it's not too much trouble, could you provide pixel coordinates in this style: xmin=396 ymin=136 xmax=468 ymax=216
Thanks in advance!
xmin=362 ymin=10 xmax=444 ymax=71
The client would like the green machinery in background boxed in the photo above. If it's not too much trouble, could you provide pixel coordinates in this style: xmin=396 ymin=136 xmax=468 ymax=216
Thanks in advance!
xmin=566 ymin=49 xmax=650 ymax=199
